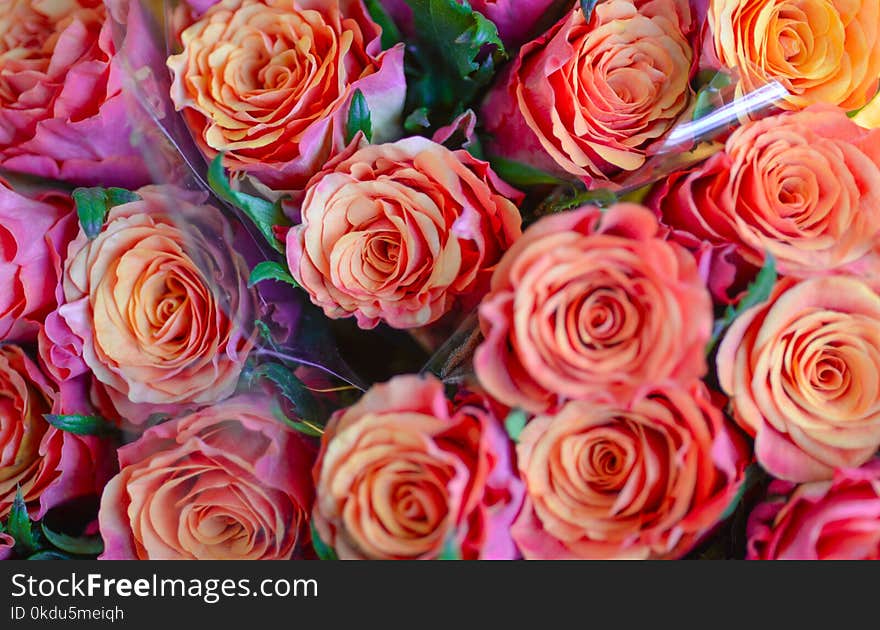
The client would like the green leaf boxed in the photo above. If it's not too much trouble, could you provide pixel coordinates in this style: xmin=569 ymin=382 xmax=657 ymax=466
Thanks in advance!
xmin=437 ymin=534 xmax=461 ymax=560
xmin=40 ymin=523 xmax=103 ymax=556
xmin=708 ymin=253 xmax=777 ymax=355
xmin=207 ymin=154 xmax=287 ymax=253
xmin=311 ymin=521 xmax=338 ymax=560
xmin=251 ymin=363 xmax=323 ymax=424
xmin=692 ymin=71 xmax=733 ymax=121
xmin=489 ymin=155 xmax=568 ymax=187
xmin=284 ymin=420 xmax=324 ymax=438
xmin=8 ymin=489 xmax=39 ymax=553
xmin=404 ymin=107 xmax=432 ymax=133
xmin=364 ymin=0 xmax=403 ymax=49
xmin=105 ymin=188 xmax=142 ymax=207
xmin=580 ymin=0 xmax=602 ymax=21
xmin=540 ymin=187 xmax=618 ymax=215
xmin=504 ymin=409 xmax=528 ymax=443
xmin=72 ymin=188 xmax=141 ymax=239
xmin=406 ymin=0 xmax=506 ymax=80
xmin=27 ymin=550 xmax=73 ymax=561
xmin=72 ymin=189 xmax=110 ymax=239
xmin=345 ymin=89 xmax=373 ymax=145
xmin=44 ymin=414 xmax=117 ymax=437
xmin=248 ymin=261 xmax=299 ymax=288
xmin=719 ymin=464 xmax=763 ymax=522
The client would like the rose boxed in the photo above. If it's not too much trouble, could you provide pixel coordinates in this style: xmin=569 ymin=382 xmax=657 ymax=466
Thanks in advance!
xmin=475 ymin=203 xmax=712 ymax=413
xmin=748 ymin=462 xmax=880 ymax=559
xmin=0 ymin=0 xmax=150 ymax=187
xmin=652 ymin=106 xmax=880 ymax=278
xmin=708 ymin=0 xmax=880 ymax=111
xmin=99 ymin=395 xmax=315 ymax=559
xmin=379 ymin=0 xmax=561 ymax=49
xmin=167 ymin=0 xmax=406 ymax=191
xmin=718 ymin=276 xmax=880 ymax=483
xmin=481 ymin=0 xmax=695 ymax=187
xmin=312 ymin=375 xmax=524 ymax=559
xmin=58 ymin=185 xmax=256 ymax=425
xmin=0 ymin=181 xmax=76 ymax=343
xmin=0 ymin=344 xmax=112 ymax=520
xmin=0 ymin=533 xmax=12 ymax=559
xmin=286 ymin=136 xmax=523 ymax=329
xmin=854 ymin=92 xmax=880 ymax=129
xmin=511 ymin=383 xmax=749 ymax=559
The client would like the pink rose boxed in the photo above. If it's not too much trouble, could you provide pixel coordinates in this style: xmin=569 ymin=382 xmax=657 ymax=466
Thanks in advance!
xmin=475 ymin=203 xmax=712 ymax=413
xmin=482 ymin=0 xmax=696 ymax=188
xmin=651 ymin=106 xmax=880 ymax=278
xmin=512 ymin=383 xmax=749 ymax=559
xmin=168 ymin=0 xmax=406 ymax=191
xmin=99 ymin=395 xmax=316 ymax=559
xmin=313 ymin=375 xmax=523 ymax=559
xmin=379 ymin=0 xmax=561 ymax=49
xmin=0 ymin=0 xmax=150 ymax=187
xmin=287 ymin=137 xmax=523 ymax=329
xmin=0 ymin=344 xmax=113 ymax=520
xmin=0 ymin=181 xmax=76 ymax=343
xmin=718 ymin=276 xmax=880 ymax=482
xmin=748 ymin=462 xmax=880 ymax=559
xmin=56 ymin=185 xmax=256 ymax=425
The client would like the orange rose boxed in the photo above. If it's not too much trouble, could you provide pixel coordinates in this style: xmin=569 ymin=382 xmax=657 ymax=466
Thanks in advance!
xmin=475 ymin=203 xmax=712 ymax=413
xmin=312 ymin=375 xmax=524 ymax=559
xmin=511 ymin=383 xmax=749 ymax=559
xmin=99 ymin=395 xmax=316 ymax=559
xmin=286 ymin=137 xmax=523 ymax=329
xmin=168 ymin=0 xmax=405 ymax=191
xmin=718 ymin=276 xmax=880 ymax=482
xmin=0 ymin=344 xmax=111 ymax=519
xmin=653 ymin=106 xmax=880 ymax=277
xmin=481 ymin=0 xmax=695 ymax=186
xmin=708 ymin=0 xmax=880 ymax=110
xmin=59 ymin=186 xmax=256 ymax=424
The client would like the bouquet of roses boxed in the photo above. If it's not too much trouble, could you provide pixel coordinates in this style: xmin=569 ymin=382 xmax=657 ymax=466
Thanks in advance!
xmin=1 ymin=0 xmax=879 ymax=561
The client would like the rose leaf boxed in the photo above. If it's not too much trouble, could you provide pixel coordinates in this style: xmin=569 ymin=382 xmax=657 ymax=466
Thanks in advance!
xmin=44 ymin=414 xmax=118 ymax=438
xmin=26 ymin=550 xmax=75 ymax=561
xmin=364 ymin=0 xmax=403 ymax=50
xmin=8 ymin=488 xmax=40 ymax=554
xmin=310 ymin=520 xmax=338 ymax=560
xmin=345 ymin=89 xmax=373 ymax=145
xmin=405 ymin=0 xmax=507 ymax=80
xmin=250 ymin=362 xmax=324 ymax=424
xmin=580 ymin=0 xmax=602 ymax=21
xmin=488 ymin=155 xmax=569 ymax=187
xmin=40 ymin=523 xmax=103 ymax=557
xmin=504 ymin=409 xmax=528 ymax=443
xmin=207 ymin=154 xmax=287 ymax=253
xmin=707 ymin=253 xmax=777 ymax=355
xmin=248 ymin=261 xmax=299 ymax=288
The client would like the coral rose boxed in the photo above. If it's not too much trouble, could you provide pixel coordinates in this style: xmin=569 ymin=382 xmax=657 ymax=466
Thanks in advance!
xmin=0 ymin=0 xmax=149 ymax=186
xmin=99 ymin=395 xmax=316 ymax=559
xmin=481 ymin=0 xmax=695 ymax=187
xmin=312 ymin=375 xmax=524 ymax=559
xmin=511 ymin=383 xmax=749 ymax=559
xmin=0 ymin=182 xmax=76 ymax=343
xmin=0 ymin=344 xmax=112 ymax=519
xmin=708 ymin=0 xmax=880 ymax=110
xmin=718 ymin=276 xmax=880 ymax=483
xmin=475 ymin=203 xmax=712 ymax=413
xmin=286 ymin=137 xmax=523 ymax=329
xmin=168 ymin=0 xmax=406 ymax=191
xmin=748 ymin=462 xmax=880 ymax=559
xmin=59 ymin=186 xmax=256 ymax=425
xmin=653 ymin=106 xmax=880 ymax=277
